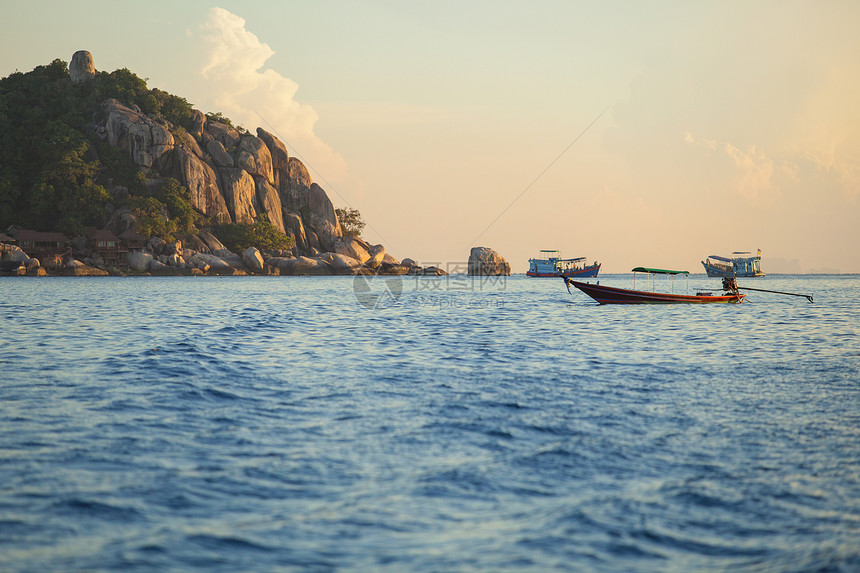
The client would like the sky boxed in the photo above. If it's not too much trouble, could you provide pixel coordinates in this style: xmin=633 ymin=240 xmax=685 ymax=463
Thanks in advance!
xmin=2 ymin=1 xmax=858 ymax=273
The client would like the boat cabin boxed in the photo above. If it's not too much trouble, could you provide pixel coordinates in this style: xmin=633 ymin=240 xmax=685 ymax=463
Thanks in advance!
xmin=528 ymin=250 xmax=598 ymax=277
xmin=702 ymin=249 xmax=764 ymax=277
xmin=730 ymin=251 xmax=763 ymax=276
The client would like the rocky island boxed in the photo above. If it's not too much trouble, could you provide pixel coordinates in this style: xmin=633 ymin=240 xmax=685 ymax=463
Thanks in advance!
xmin=0 ymin=51 xmax=514 ymax=279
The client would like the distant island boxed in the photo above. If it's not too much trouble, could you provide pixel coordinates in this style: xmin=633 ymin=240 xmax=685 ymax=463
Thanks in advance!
xmin=0 ymin=51 xmax=463 ymax=278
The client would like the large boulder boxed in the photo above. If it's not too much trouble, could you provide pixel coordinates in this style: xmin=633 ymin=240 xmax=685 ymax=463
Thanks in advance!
xmin=63 ymin=263 xmax=109 ymax=276
xmin=166 ymin=253 xmax=185 ymax=267
xmin=182 ymin=234 xmax=210 ymax=254
xmin=218 ymin=167 xmax=258 ymax=224
xmin=266 ymin=256 xmax=296 ymax=274
xmin=236 ymin=136 xmax=274 ymax=186
xmin=5 ymin=245 xmax=31 ymax=264
xmin=283 ymin=157 xmax=313 ymax=203
xmin=271 ymin=256 xmax=330 ymax=276
xmin=213 ymin=249 xmax=244 ymax=269
xmin=166 ymin=146 xmax=231 ymax=223
xmin=188 ymin=253 xmax=233 ymax=272
xmin=242 ymin=247 xmax=264 ymax=273
xmin=102 ymin=99 xmax=175 ymax=168
xmin=149 ymin=260 xmax=173 ymax=275
xmin=279 ymin=159 xmax=341 ymax=248
xmin=366 ymin=244 xmax=385 ymax=268
xmin=174 ymin=130 xmax=204 ymax=159
xmin=197 ymin=231 xmax=226 ymax=252
xmin=70 ymin=50 xmax=95 ymax=83
xmin=129 ymin=251 xmax=153 ymax=272
xmin=284 ymin=212 xmax=307 ymax=252
xmin=197 ymin=231 xmax=227 ymax=254
xmin=256 ymin=128 xmax=289 ymax=187
xmin=327 ymin=253 xmax=363 ymax=275
xmin=467 ymin=247 xmax=510 ymax=276
xmin=255 ymin=178 xmax=285 ymax=233
xmin=334 ymin=237 xmax=370 ymax=264
xmin=206 ymin=121 xmax=239 ymax=150
xmin=306 ymin=183 xmax=342 ymax=248
xmin=207 ymin=139 xmax=234 ymax=167
xmin=379 ymin=263 xmax=411 ymax=276
xmin=166 ymin=240 xmax=182 ymax=255
xmin=190 ymin=110 xmax=206 ymax=139
xmin=295 ymin=256 xmax=331 ymax=275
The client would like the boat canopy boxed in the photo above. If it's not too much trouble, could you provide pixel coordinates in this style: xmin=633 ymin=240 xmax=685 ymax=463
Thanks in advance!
xmin=632 ymin=267 xmax=690 ymax=275
xmin=708 ymin=255 xmax=732 ymax=262
xmin=531 ymin=250 xmax=585 ymax=263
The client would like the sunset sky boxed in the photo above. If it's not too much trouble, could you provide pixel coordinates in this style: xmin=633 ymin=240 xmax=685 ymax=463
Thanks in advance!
xmin=2 ymin=1 xmax=858 ymax=273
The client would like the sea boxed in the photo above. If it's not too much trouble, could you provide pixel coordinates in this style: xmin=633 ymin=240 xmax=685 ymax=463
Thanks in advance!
xmin=1 ymin=273 xmax=858 ymax=572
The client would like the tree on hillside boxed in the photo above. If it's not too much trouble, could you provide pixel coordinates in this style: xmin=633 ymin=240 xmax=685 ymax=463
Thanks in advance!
xmin=336 ymin=207 xmax=365 ymax=237
xmin=0 ymin=59 xmax=196 ymax=233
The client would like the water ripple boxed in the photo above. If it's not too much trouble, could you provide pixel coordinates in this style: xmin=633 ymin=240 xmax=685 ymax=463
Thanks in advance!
xmin=0 ymin=275 xmax=858 ymax=572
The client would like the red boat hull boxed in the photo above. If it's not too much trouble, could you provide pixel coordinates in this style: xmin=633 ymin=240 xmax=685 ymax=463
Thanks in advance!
xmin=569 ymin=280 xmax=744 ymax=304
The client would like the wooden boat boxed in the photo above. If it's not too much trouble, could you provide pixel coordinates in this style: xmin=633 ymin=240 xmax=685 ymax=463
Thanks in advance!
xmin=527 ymin=250 xmax=600 ymax=278
xmin=564 ymin=267 xmax=745 ymax=304
xmin=702 ymin=249 xmax=765 ymax=277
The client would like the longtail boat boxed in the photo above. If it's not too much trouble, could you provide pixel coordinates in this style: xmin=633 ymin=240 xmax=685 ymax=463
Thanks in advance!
xmin=564 ymin=267 xmax=745 ymax=304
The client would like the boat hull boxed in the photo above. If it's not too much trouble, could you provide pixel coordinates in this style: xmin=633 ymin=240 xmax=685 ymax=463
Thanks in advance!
xmin=702 ymin=261 xmax=765 ymax=278
xmin=569 ymin=280 xmax=744 ymax=304
xmin=527 ymin=264 xmax=601 ymax=278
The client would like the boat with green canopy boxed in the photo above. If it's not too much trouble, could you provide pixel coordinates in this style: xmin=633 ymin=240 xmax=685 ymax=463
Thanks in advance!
xmin=563 ymin=266 xmax=745 ymax=304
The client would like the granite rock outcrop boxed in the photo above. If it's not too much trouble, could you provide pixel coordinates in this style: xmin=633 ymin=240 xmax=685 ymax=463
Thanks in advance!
xmin=468 ymin=247 xmax=511 ymax=276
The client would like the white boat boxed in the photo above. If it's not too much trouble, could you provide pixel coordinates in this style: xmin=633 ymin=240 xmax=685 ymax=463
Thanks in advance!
xmin=702 ymin=249 xmax=764 ymax=277
xmin=527 ymin=250 xmax=600 ymax=278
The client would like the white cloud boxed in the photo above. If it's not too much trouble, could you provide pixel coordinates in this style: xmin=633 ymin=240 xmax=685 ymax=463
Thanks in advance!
xmin=802 ymin=147 xmax=860 ymax=199
xmin=722 ymin=142 xmax=775 ymax=201
xmin=195 ymin=7 xmax=347 ymax=183
xmin=686 ymin=133 xmax=776 ymax=202
xmin=781 ymin=160 xmax=800 ymax=183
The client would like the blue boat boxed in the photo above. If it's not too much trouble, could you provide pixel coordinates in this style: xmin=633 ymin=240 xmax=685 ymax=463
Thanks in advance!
xmin=527 ymin=250 xmax=600 ymax=278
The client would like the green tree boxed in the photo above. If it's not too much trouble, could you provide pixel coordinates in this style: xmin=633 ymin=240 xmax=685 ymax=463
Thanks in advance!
xmin=336 ymin=207 xmax=365 ymax=237
xmin=126 ymin=179 xmax=200 ymax=241
xmin=0 ymin=57 xmax=264 ymax=238
xmin=153 ymin=178 xmax=199 ymax=235
xmin=129 ymin=196 xmax=172 ymax=239
xmin=214 ymin=217 xmax=294 ymax=253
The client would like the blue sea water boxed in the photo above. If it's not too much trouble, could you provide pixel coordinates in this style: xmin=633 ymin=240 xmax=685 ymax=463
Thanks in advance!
xmin=1 ymin=274 xmax=858 ymax=572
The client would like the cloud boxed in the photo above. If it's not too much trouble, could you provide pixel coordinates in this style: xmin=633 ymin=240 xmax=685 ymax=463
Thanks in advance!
xmin=802 ymin=147 xmax=860 ymax=199
xmin=781 ymin=160 xmax=800 ymax=183
xmin=685 ymin=131 xmax=716 ymax=151
xmin=722 ymin=142 xmax=775 ymax=201
xmin=686 ymin=133 xmax=776 ymax=201
xmin=195 ymin=7 xmax=347 ymax=183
